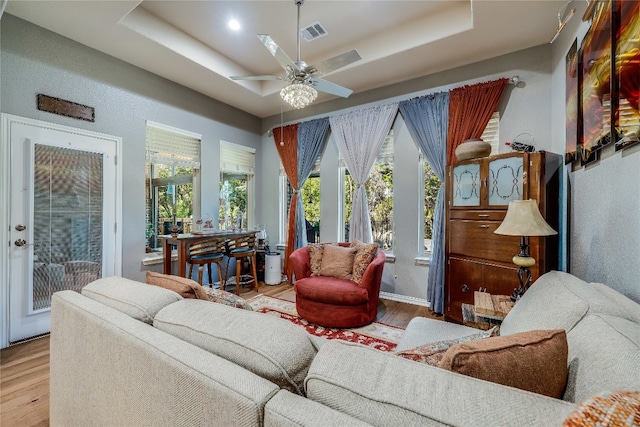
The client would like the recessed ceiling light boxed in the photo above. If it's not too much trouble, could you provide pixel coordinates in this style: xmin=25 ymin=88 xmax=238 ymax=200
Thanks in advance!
xmin=228 ymin=19 xmax=241 ymax=31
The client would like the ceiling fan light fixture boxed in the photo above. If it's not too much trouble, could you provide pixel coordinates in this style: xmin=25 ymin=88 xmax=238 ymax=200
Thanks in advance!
xmin=280 ymin=82 xmax=317 ymax=109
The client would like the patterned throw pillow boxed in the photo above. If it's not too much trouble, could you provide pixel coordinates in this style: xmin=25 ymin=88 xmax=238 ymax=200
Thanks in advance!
xmin=308 ymin=243 xmax=325 ymax=276
xmin=395 ymin=327 xmax=497 ymax=366
xmin=204 ymin=287 xmax=253 ymax=311
xmin=350 ymin=240 xmax=379 ymax=283
xmin=563 ymin=391 xmax=640 ymax=427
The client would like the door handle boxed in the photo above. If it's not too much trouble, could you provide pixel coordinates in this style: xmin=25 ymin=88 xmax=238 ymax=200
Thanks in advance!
xmin=14 ymin=239 xmax=27 ymax=247
xmin=15 ymin=224 xmax=26 ymax=232
xmin=461 ymin=284 xmax=469 ymax=292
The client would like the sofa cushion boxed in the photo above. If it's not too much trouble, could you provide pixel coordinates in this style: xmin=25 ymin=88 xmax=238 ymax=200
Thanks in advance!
xmin=500 ymin=271 xmax=625 ymax=336
xmin=81 ymin=276 xmax=182 ymax=324
xmin=395 ymin=316 xmax=487 ymax=351
xmin=153 ymin=299 xmax=319 ymax=395
xmin=294 ymin=276 xmax=369 ymax=305
xmin=145 ymin=271 xmax=208 ymax=300
xmin=305 ymin=340 xmax=575 ymax=426
xmin=319 ymin=245 xmax=356 ymax=280
xmin=562 ymin=390 xmax=640 ymax=427
xmin=349 ymin=240 xmax=378 ymax=284
xmin=564 ymin=314 xmax=640 ymax=403
xmin=439 ymin=329 xmax=568 ymax=398
xmin=396 ymin=327 xmax=497 ymax=366
xmin=590 ymin=282 xmax=640 ymax=324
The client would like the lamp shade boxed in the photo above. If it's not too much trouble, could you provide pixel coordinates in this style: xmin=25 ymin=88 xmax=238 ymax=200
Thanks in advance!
xmin=494 ymin=199 xmax=557 ymax=236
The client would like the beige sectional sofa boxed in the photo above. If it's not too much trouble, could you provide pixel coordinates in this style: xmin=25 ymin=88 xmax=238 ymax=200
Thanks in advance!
xmin=50 ymin=271 xmax=640 ymax=426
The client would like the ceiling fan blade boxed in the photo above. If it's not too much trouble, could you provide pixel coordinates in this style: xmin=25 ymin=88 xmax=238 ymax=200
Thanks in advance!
xmin=309 ymin=78 xmax=353 ymax=98
xmin=230 ymin=75 xmax=282 ymax=81
xmin=257 ymin=34 xmax=300 ymax=73
xmin=309 ymin=50 xmax=361 ymax=76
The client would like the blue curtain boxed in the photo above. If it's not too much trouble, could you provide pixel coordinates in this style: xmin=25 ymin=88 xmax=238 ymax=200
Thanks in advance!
xmin=399 ymin=92 xmax=449 ymax=314
xmin=295 ymin=118 xmax=330 ymax=249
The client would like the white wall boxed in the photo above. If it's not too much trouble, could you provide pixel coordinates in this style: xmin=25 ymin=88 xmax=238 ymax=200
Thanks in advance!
xmin=549 ymin=2 xmax=640 ymax=302
xmin=1 ymin=14 xmax=262 ymax=282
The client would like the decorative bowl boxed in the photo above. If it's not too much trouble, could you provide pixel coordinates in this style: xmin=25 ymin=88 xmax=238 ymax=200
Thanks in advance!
xmin=455 ymin=138 xmax=492 ymax=161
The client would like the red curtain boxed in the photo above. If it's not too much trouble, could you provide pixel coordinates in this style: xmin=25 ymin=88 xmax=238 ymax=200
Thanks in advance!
xmin=273 ymin=124 xmax=298 ymax=281
xmin=447 ymin=78 xmax=509 ymax=165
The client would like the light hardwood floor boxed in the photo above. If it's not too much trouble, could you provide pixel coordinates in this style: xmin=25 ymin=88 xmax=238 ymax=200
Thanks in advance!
xmin=0 ymin=282 xmax=442 ymax=426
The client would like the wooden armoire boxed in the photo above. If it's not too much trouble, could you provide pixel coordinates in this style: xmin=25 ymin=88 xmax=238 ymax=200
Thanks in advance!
xmin=444 ymin=151 xmax=561 ymax=323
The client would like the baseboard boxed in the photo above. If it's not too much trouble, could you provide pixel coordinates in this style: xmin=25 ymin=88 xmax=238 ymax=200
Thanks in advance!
xmin=380 ymin=292 xmax=430 ymax=308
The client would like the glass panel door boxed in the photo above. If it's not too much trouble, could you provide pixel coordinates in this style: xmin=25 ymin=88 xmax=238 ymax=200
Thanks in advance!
xmin=487 ymin=156 xmax=524 ymax=206
xmin=452 ymin=163 xmax=481 ymax=206
xmin=32 ymin=144 xmax=103 ymax=311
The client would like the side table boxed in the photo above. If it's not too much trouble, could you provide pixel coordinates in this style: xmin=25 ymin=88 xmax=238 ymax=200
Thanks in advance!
xmin=462 ymin=291 xmax=514 ymax=329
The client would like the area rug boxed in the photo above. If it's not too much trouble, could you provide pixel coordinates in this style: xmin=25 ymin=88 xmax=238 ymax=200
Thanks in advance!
xmin=246 ymin=294 xmax=404 ymax=352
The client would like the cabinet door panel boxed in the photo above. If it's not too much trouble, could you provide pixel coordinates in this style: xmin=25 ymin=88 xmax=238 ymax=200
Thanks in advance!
xmin=449 ymin=220 xmax=520 ymax=263
xmin=452 ymin=163 xmax=481 ymax=206
xmin=483 ymin=263 xmax=519 ymax=297
xmin=487 ymin=156 xmax=524 ymax=206
xmin=446 ymin=258 xmax=482 ymax=323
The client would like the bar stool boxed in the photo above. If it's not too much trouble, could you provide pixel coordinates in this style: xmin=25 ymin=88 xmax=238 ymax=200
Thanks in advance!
xmin=187 ymin=238 xmax=227 ymax=288
xmin=225 ymin=233 xmax=259 ymax=295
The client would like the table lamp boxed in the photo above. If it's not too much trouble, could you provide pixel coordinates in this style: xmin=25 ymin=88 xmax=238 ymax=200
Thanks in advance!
xmin=494 ymin=199 xmax=557 ymax=301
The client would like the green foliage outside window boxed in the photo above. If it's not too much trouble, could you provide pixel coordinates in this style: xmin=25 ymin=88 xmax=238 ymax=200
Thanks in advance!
xmin=344 ymin=163 xmax=394 ymax=250
xmin=219 ymin=174 xmax=247 ymax=229
xmin=424 ymin=162 xmax=441 ymax=244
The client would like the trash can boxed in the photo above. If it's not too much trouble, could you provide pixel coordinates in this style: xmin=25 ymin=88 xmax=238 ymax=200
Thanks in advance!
xmin=264 ymin=252 xmax=282 ymax=285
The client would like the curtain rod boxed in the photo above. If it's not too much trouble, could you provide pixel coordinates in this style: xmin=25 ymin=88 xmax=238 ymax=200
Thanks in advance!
xmin=267 ymin=75 xmax=522 ymax=136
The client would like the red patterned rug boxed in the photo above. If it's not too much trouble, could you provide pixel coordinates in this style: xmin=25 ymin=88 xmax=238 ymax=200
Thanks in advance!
xmin=246 ymin=295 xmax=404 ymax=352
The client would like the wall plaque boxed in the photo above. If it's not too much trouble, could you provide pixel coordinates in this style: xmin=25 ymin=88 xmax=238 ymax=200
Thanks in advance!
xmin=37 ymin=94 xmax=95 ymax=122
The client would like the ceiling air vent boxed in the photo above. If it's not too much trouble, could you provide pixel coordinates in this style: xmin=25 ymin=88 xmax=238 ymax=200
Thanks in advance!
xmin=300 ymin=21 xmax=328 ymax=42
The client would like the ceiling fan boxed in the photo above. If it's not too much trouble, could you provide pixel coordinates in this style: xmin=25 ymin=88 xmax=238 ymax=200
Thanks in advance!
xmin=230 ymin=0 xmax=361 ymax=108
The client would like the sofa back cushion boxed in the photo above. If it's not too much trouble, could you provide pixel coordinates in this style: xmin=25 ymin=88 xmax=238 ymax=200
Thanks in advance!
xmin=153 ymin=299 xmax=319 ymax=395
xmin=564 ymin=314 xmax=640 ymax=403
xmin=590 ymin=282 xmax=640 ymax=324
xmin=501 ymin=271 xmax=624 ymax=336
xmin=81 ymin=276 xmax=182 ymax=324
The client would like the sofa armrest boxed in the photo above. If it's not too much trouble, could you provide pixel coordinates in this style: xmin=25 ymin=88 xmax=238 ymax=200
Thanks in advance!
xmin=289 ymin=246 xmax=311 ymax=282
xmin=305 ymin=341 xmax=575 ymax=427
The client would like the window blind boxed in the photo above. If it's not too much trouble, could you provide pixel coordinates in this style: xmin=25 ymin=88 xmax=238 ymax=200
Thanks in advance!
xmin=146 ymin=121 xmax=201 ymax=169
xmin=220 ymin=140 xmax=256 ymax=175
xmin=481 ymin=111 xmax=500 ymax=154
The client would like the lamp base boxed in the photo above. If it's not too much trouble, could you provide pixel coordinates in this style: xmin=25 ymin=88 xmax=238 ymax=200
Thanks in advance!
xmin=511 ymin=265 xmax=533 ymax=302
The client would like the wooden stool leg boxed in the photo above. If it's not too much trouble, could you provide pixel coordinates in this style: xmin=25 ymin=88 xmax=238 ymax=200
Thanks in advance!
xmin=197 ymin=265 xmax=204 ymax=285
xmin=250 ymin=254 xmax=259 ymax=292
xmin=188 ymin=264 xmax=194 ymax=280
xmin=235 ymin=257 xmax=241 ymax=296
xmin=216 ymin=261 xmax=224 ymax=290
xmin=207 ymin=262 xmax=213 ymax=285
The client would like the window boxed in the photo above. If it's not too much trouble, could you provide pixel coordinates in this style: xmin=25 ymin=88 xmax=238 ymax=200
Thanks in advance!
xmin=342 ymin=131 xmax=394 ymax=251
xmin=219 ymin=141 xmax=255 ymax=231
xmin=145 ymin=121 xmax=201 ymax=252
xmin=279 ymin=159 xmax=320 ymax=244
xmin=419 ymin=112 xmax=499 ymax=256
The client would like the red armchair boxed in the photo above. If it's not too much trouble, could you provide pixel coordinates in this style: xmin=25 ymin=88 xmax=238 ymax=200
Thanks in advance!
xmin=289 ymin=243 xmax=386 ymax=328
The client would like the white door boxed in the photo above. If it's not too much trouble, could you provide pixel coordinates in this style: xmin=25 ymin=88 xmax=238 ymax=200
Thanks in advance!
xmin=2 ymin=114 xmax=122 ymax=345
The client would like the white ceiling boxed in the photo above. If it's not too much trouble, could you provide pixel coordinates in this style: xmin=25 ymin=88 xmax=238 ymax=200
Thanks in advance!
xmin=5 ymin=0 xmax=566 ymax=118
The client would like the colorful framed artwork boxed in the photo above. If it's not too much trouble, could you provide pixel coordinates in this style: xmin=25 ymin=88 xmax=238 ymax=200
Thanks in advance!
xmin=613 ymin=0 xmax=639 ymax=151
xmin=566 ymin=39 xmax=579 ymax=164
xmin=579 ymin=0 xmax=613 ymax=165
